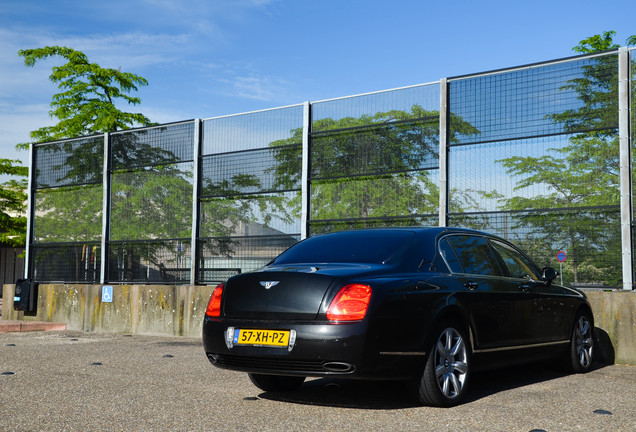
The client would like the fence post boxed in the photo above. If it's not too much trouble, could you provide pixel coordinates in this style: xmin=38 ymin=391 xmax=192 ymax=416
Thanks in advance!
xmin=23 ymin=142 xmax=35 ymax=279
xmin=301 ymin=101 xmax=311 ymax=239
xmin=190 ymin=119 xmax=201 ymax=285
xmin=439 ymin=78 xmax=449 ymax=227
xmin=618 ymin=47 xmax=633 ymax=291
xmin=100 ymin=133 xmax=110 ymax=284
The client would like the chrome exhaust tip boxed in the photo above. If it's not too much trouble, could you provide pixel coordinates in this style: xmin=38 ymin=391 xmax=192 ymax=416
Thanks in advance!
xmin=322 ymin=361 xmax=355 ymax=373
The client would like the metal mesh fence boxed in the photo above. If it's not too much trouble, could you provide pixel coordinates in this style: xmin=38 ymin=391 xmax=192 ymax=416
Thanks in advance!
xmin=310 ymin=215 xmax=440 ymax=236
xmin=202 ymin=106 xmax=304 ymax=155
xmin=449 ymin=55 xmax=618 ymax=145
xmin=107 ymin=240 xmax=190 ymax=283
xmin=199 ymin=192 xmax=300 ymax=238
xmin=35 ymin=136 xmax=104 ymax=188
xmin=447 ymin=52 xmax=621 ymax=288
xmin=311 ymin=84 xmax=439 ymax=131
xmin=31 ymin=136 xmax=104 ymax=282
xmin=110 ymin=162 xmax=194 ymax=241
xmin=1 ymin=247 xmax=25 ymax=287
xmin=309 ymin=84 xmax=440 ymax=234
xmin=197 ymin=235 xmax=300 ymax=284
xmin=108 ymin=122 xmax=195 ymax=283
xmin=448 ymin=206 xmax=621 ymax=288
xmin=201 ymin=145 xmax=301 ymax=197
xmin=448 ymin=132 xmax=619 ymax=213
xmin=198 ymin=106 xmax=304 ymax=284
xmin=111 ymin=122 xmax=194 ymax=169
xmin=33 ymin=184 xmax=103 ymax=243
xmin=26 ymin=50 xmax=635 ymax=288
xmin=31 ymin=242 xmax=101 ymax=283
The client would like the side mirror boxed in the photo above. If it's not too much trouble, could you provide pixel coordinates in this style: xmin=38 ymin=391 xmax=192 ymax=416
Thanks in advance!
xmin=541 ymin=267 xmax=558 ymax=285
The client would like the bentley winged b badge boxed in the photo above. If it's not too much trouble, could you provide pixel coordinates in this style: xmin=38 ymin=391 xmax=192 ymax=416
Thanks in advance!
xmin=259 ymin=281 xmax=280 ymax=289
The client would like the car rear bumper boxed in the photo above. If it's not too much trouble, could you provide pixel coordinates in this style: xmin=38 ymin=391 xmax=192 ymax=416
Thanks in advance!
xmin=202 ymin=317 xmax=422 ymax=380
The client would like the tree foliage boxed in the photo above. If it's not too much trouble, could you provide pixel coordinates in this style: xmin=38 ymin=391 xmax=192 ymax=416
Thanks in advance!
xmin=268 ymin=105 xmax=480 ymax=234
xmin=19 ymin=47 xmax=163 ymax=280
xmin=18 ymin=46 xmax=152 ymax=146
xmin=0 ymin=159 xmax=28 ymax=246
xmin=572 ymin=30 xmax=633 ymax=53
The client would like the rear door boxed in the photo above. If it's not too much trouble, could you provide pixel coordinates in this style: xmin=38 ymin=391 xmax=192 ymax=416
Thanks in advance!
xmin=439 ymin=235 xmax=531 ymax=349
xmin=487 ymin=239 xmax=566 ymax=343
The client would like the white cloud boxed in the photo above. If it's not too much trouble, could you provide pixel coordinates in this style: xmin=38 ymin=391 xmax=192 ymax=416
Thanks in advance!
xmin=0 ymin=26 xmax=196 ymax=161
xmin=0 ymin=0 xmax=291 ymax=167
xmin=0 ymin=104 xmax=51 ymax=164
xmin=227 ymin=76 xmax=279 ymax=102
xmin=21 ymin=32 xmax=194 ymax=69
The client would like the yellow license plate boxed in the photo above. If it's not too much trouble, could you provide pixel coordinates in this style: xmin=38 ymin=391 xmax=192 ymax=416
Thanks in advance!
xmin=233 ymin=329 xmax=290 ymax=347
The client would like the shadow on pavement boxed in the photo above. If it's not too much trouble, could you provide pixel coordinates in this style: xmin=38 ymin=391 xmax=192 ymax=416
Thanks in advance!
xmin=258 ymin=326 xmax=616 ymax=410
xmin=258 ymin=361 xmax=611 ymax=410
xmin=258 ymin=377 xmax=419 ymax=409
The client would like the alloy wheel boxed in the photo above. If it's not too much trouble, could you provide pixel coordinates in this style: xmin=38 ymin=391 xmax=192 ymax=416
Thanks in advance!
xmin=574 ymin=315 xmax=593 ymax=369
xmin=434 ymin=327 xmax=469 ymax=399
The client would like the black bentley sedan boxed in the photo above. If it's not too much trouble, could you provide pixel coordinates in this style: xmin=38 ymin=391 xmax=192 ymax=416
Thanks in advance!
xmin=202 ymin=227 xmax=594 ymax=407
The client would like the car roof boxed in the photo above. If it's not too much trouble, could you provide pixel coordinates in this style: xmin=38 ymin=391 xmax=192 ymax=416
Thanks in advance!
xmin=313 ymin=226 xmax=492 ymax=239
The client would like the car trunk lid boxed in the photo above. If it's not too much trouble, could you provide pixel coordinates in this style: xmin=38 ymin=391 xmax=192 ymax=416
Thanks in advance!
xmin=222 ymin=264 xmax=380 ymax=320
xmin=223 ymin=271 xmax=336 ymax=320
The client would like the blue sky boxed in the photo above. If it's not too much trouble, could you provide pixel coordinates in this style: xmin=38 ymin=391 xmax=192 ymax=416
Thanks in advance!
xmin=1 ymin=0 xmax=634 ymax=171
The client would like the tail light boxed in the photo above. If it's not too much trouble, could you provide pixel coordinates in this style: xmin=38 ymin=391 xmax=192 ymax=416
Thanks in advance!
xmin=205 ymin=283 xmax=224 ymax=318
xmin=326 ymin=284 xmax=372 ymax=322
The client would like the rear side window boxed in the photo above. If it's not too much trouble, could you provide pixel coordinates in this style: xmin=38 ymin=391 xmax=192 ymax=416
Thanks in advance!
xmin=443 ymin=235 xmax=503 ymax=276
xmin=489 ymin=239 xmax=541 ymax=280
xmin=438 ymin=238 xmax=462 ymax=273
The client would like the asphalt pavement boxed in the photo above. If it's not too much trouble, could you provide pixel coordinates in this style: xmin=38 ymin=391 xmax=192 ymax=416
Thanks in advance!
xmin=1 ymin=330 xmax=634 ymax=432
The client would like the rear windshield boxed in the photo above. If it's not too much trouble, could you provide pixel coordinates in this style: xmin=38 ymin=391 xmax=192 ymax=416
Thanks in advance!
xmin=273 ymin=231 xmax=416 ymax=265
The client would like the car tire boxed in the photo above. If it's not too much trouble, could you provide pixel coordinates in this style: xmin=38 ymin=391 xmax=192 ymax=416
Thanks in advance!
xmin=415 ymin=321 xmax=471 ymax=407
xmin=248 ymin=373 xmax=305 ymax=392
xmin=567 ymin=311 xmax=594 ymax=373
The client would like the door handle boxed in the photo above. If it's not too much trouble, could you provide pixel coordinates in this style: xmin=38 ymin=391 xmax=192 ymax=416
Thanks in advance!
xmin=519 ymin=284 xmax=531 ymax=292
xmin=464 ymin=281 xmax=478 ymax=290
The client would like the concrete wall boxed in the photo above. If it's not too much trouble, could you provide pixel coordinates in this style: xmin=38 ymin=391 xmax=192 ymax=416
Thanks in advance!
xmin=585 ymin=291 xmax=636 ymax=365
xmin=1 ymin=283 xmax=215 ymax=338
xmin=2 ymin=284 xmax=635 ymax=364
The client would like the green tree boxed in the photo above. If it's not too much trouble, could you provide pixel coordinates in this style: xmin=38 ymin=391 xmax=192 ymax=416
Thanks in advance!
xmin=18 ymin=47 xmax=187 ymax=282
xmin=18 ymin=46 xmax=152 ymax=145
xmin=572 ymin=30 xmax=636 ymax=54
xmin=496 ymin=31 xmax=635 ymax=286
xmin=0 ymin=159 xmax=28 ymax=246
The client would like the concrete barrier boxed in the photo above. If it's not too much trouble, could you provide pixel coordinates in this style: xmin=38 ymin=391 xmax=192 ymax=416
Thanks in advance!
xmin=1 ymin=283 xmax=215 ymax=337
xmin=585 ymin=291 xmax=635 ymax=365
xmin=1 ymin=284 xmax=634 ymax=364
